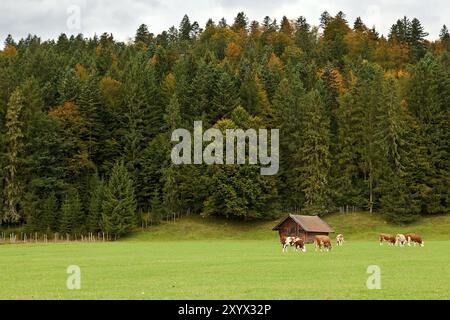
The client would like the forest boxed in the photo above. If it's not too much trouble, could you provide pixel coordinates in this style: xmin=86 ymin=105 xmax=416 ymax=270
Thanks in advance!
xmin=0 ymin=11 xmax=449 ymax=237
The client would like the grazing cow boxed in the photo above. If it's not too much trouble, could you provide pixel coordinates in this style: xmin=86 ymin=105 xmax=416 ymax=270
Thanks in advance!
xmin=294 ymin=238 xmax=306 ymax=253
xmin=379 ymin=233 xmax=396 ymax=246
xmin=336 ymin=234 xmax=344 ymax=246
xmin=280 ymin=236 xmax=298 ymax=253
xmin=405 ymin=233 xmax=424 ymax=247
xmin=395 ymin=234 xmax=407 ymax=247
xmin=314 ymin=235 xmax=332 ymax=252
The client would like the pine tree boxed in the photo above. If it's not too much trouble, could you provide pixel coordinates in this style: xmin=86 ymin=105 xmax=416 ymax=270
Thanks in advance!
xmin=280 ymin=16 xmax=293 ymax=37
xmin=406 ymin=54 xmax=450 ymax=214
xmin=322 ymin=13 xmax=351 ymax=66
xmin=86 ymin=175 xmax=104 ymax=233
xmin=135 ymin=24 xmax=153 ymax=46
xmin=439 ymin=25 xmax=450 ymax=51
xmin=273 ymin=75 xmax=306 ymax=208
xmin=334 ymin=62 xmax=385 ymax=212
xmin=353 ymin=17 xmax=366 ymax=32
xmin=218 ymin=18 xmax=228 ymax=28
xmin=333 ymin=90 xmax=363 ymax=209
xmin=262 ymin=53 xmax=284 ymax=102
xmin=409 ymin=18 xmax=428 ymax=62
xmin=164 ymin=94 xmax=182 ymax=131
xmin=161 ymin=92 xmax=184 ymax=218
xmin=378 ymin=78 xmax=420 ymax=223
xmin=389 ymin=17 xmax=411 ymax=43
xmin=162 ymin=165 xmax=182 ymax=219
xmin=102 ymin=161 xmax=137 ymax=237
xmin=232 ymin=12 xmax=248 ymax=32
xmin=380 ymin=174 xmax=420 ymax=224
xmin=239 ymin=72 xmax=273 ymax=121
xmin=190 ymin=60 xmax=217 ymax=126
xmin=295 ymin=90 xmax=331 ymax=215
xmin=3 ymin=89 xmax=25 ymax=223
xmin=179 ymin=15 xmax=199 ymax=41
xmin=59 ymin=190 xmax=82 ymax=235
xmin=202 ymin=118 xmax=278 ymax=220
xmin=77 ymin=75 xmax=102 ymax=160
xmin=294 ymin=16 xmax=315 ymax=58
xmin=440 ymin=25 xmax=450 ymax=41
xmin=138 ymin=135 xmax=168 ymax=212
xmin=150 ymin=188 xmax=163 ymax=223
xmin=211 ymin=70 xmax=239 ymax=121
xmin=4 ymin=34 xmax=15 ymax=46
xmin=58 ymin=68 xmax=81 ymax=103
xmin=22 ymin=191 xmax=41 ymax=232
xmin=319 ymin=11 xmax=331 ymax=29
xmin=262 ymin=16 xmax=278 ymax=33
xmin=41 ymin=193 xmax=58 ymax=232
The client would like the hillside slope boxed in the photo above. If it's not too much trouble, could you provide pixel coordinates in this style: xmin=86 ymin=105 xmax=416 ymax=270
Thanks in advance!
xmin=126 ymin=212 xmax=450 ymax=241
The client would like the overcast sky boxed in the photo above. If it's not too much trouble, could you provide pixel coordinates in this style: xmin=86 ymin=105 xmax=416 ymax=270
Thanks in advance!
xmin=0 ymin=0 xmax=448 ymax=44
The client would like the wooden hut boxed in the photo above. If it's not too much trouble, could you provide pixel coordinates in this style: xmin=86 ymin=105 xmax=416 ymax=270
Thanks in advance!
xmin=272 ymin=214 xmax=334 ymax=243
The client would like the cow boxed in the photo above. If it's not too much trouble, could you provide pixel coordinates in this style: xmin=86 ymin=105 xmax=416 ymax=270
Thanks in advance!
xmin=314 ymin=235 xmax=332 ymax=252
xmin=336 ymin=234 xmax=344 ymax=246
xmin=395 ymin=234 xmax=407 ymax=247
xmin=294 ymin=238 xmax=306 ymax=253
xmin=379 ymin=233 xmax=396 ymax=246
xmin=404 ymin=233 xmax=424 ymax=247
xmin=280 ymin=236 xmax=298 ymax=253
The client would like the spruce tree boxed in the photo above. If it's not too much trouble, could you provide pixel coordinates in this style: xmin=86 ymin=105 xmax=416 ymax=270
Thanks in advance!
xmin=211 ymin=70 xmax=240 ymax=121
xmin=86 ymin=175 xmax=104 ymax=233
xmin=353 ymin=17 xmax=366 ymax=32
xmin=3 ymin=89 xmax=24 ymax=223
xmin=58 ymin=68 xmax=81 ymax=103
xmin=134 ymin=24 xmax=153 ymax=46
xmin=440 ymin=25 xmax=450 ymax=41
xmin=440 ymin=25 xmax=450 ymax=51
xmin=162 ymin=92 xmax=183 ymax=218
xmin=378 ymin=78 xmax=420 ymax=223
xmin=273 ymin=75 xmax=306 ymax=208
xmin=101 ymin=161 xmax=137 ymax=237
xmin=409 ymin=18 xmax=428 ymax=62
xmin=232 ymin=12 xmax=248 ymax=32
xmin=179 ymin=15 xmax=196 ymax=41
xmin=296 ymin=90 xmax=331 ymax=215
xmin=334 ymin=62 xmax=385 ymax=212
xmin=150 ymin=188 xmax=163 ymax=223
xmin=41 ymin=193 xmax=58 ymax=232
xmin=59 ymin=190 xmax=82 ymax=235
xmin=202 ymin=118 xmax=278 ymax=219
xmin=406 ymin=54 xmax=450 ymax=214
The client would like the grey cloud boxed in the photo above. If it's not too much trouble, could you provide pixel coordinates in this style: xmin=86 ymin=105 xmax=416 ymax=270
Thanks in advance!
xmin=0 ymin=0 xmax=447 ymax=43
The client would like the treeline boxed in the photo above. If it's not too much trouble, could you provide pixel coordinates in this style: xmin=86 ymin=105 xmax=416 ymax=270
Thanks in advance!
xmin=0 ymin=12 xmax=449 ymax=236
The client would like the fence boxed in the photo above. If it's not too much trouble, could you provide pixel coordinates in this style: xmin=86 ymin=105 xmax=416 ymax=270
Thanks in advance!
xmin=0 ymin=232 xmax=121 ymax=244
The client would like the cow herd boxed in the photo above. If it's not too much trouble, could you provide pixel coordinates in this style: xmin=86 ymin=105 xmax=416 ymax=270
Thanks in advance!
xmin=280 ymin=232 xmax=424 ymax=253
xmin=280 ymin=234 xmax=344 ymax=253
xmin=379 ymin=233 xmax=424 ymax=247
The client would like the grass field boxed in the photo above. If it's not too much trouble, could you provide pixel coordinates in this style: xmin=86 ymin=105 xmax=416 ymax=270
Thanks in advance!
xmin=0 ymin=212 xmax=449 ymax=299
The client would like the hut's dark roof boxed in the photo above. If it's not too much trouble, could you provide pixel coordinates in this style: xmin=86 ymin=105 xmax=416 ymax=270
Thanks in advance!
xmin=272 ymin=214 xmax=334 ymax=233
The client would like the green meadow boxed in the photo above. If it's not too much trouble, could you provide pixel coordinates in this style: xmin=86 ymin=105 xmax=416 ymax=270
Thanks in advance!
xmin=0 ymin=212 xmax=449 ymax=299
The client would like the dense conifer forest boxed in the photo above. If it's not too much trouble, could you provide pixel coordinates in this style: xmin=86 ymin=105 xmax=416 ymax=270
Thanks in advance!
xmin=0 ymin=12 xmax=449 ymax=236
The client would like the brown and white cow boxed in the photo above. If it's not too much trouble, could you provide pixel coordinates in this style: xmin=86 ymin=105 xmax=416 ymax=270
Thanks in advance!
xmin=379 ymin=233 xmax=396 ymax=246
xmin=336 ymin=234 xmax=344 ymax=246
xmin=404 ymin=233 xmax=424 ymax=247
xmin=314 ymin=235 xmax=332 ymax=252
xmin=294 ymin=238 xmax=306 ymax=253
xmin=280 ymin=236 xmax=297 ymax=253
xmin=395 ymin=234 xmax=407 ymax=247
